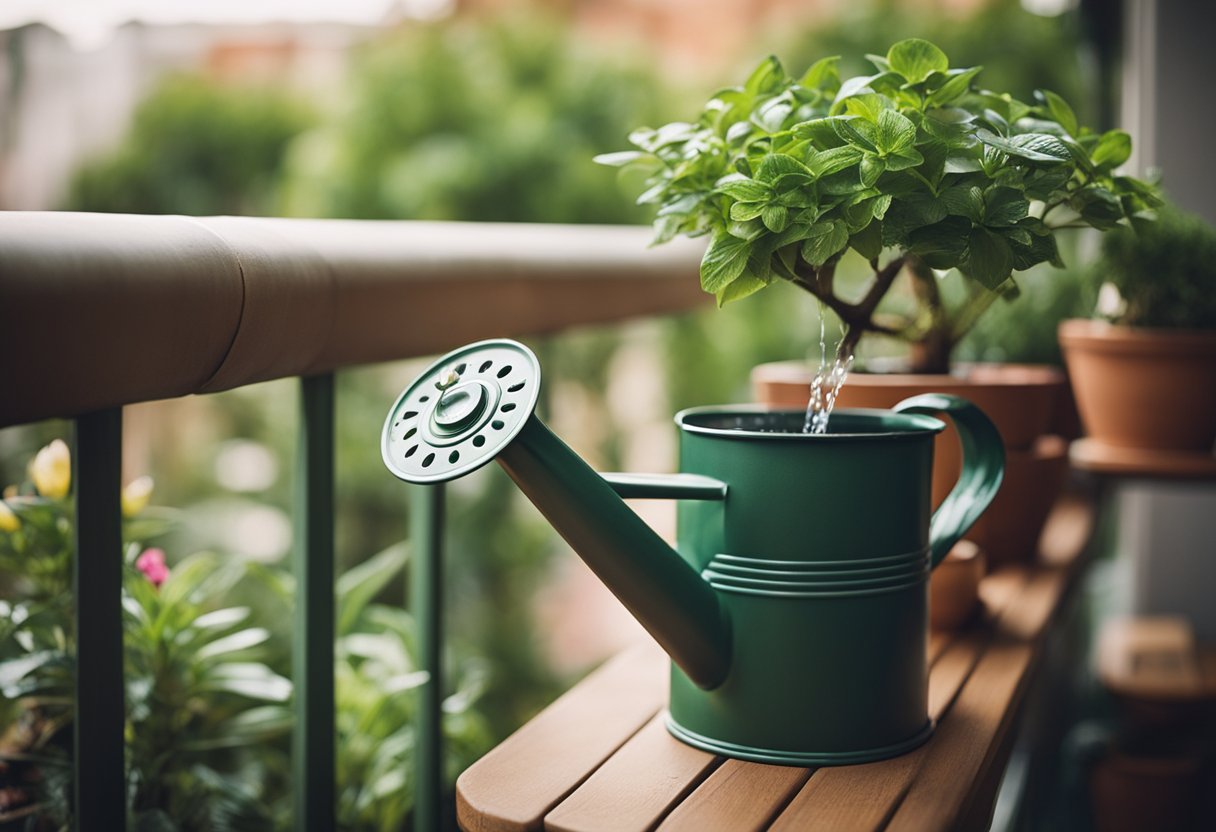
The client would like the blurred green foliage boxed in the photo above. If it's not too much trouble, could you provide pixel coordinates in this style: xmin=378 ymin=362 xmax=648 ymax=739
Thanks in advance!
xmin=67 ymin=75 xmax=312 ymax=216
xmin=1090 ymin=205 xmax=1216 ymax=329
xmin=280 ymin=15 xmax=666 ymax=223
xmin=778 ymin=0 xmax=1091 ymax=121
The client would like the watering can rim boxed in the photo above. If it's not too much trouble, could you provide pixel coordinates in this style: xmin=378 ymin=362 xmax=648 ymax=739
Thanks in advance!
xmin=675 ymin=404 xmax=947 ymax=441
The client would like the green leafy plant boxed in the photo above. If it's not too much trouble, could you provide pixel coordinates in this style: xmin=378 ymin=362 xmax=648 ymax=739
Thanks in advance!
xmin=1090 ymin=205 xmax=1216 ymax=330
xmin=0 ymin=442 xmax=291 ymax=830
xmin=600 ymin=38 xmax=1160 ymax=372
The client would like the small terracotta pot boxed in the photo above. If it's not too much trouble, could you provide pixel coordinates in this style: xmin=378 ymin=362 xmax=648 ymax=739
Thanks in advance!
xmin=930 ymin=541 xmax=985 ymax=630
xmin=1059 ymin=319 xmax=1216 ymax=452
xmin=967 ymin=435 xmax=1068 ymax=568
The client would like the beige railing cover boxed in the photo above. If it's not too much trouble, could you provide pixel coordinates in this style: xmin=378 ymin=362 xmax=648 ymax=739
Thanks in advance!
xmin=0 ymin=213 xmax=705 ymax=428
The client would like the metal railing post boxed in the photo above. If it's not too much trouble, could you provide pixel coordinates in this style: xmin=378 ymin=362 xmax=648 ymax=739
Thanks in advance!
xmin=73 ymin=408 xmax=126 ymax=831
xmin=293 ymin=374 xmax=336 ymax=831
xmin=411 ymin=483 xmax=445 ymax=831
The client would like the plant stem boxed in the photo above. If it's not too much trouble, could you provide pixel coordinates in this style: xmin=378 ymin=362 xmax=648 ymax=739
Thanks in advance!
xmin=906 ymin=256 xmax=953 ymax=373
xmin=789 ymin=255 xmax=906 ymax=361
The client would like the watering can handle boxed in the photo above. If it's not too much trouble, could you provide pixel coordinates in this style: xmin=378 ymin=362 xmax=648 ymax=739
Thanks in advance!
xmin=892 ymin=393 xmax=1005 ymax=569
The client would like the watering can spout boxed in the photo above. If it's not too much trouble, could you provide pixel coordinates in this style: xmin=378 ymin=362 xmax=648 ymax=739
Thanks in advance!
xmin=381 ymin=340 xmax=732 ymax=690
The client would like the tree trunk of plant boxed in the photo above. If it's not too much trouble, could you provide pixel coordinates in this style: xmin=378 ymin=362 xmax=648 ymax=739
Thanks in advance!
xmin=906 ymin=256 xmax=954 ymax=374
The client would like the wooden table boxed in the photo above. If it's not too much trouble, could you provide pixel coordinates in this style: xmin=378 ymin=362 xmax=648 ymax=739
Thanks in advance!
xmin=456 ymin=497 xmax=1095 ymax=832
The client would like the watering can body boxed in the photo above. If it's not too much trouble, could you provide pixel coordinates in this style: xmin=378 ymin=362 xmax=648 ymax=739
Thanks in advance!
xmin=382 ymin=340 xmax=1004 ymax=766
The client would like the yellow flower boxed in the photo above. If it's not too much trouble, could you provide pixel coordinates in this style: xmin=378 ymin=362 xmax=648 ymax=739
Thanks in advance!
xmin=2 ymin=485 xmax=16 ymax=500
xmin=0 ymin=500 xmax=18 ymax=533
xmin=30 ymin=439 xmax=71 ymax=499
xmin=122 ymin=475 xmax=154 ymax=518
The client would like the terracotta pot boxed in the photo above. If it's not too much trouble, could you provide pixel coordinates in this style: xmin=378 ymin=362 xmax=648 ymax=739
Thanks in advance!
xmin=752 ymin=363 xmax=1069 ymax=555
xmin=930 ymin=541 xmax=985 ymax=630
xmin=1059 ymin=319 xmax=1216 ymax=452
xmin=967 ymin=435 xmax=1068 ymax=569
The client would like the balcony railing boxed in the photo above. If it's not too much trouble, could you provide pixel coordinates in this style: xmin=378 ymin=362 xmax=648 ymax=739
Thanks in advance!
xmin=0 ymin=212 xmax=707 ymax=831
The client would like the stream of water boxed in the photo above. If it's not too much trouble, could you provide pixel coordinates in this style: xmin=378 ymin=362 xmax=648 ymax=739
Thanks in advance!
xmin=802 ymin=302 xmax=853 ymax=435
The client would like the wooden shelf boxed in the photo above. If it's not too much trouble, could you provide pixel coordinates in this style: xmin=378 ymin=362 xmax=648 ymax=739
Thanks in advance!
xmin=1069 ymin=438 xmax=1216 ymax=480
xmin=456 ymin=496 xmax=1096 ymax=832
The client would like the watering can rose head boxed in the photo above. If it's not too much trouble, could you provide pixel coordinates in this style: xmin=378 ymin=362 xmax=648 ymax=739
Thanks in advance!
xmin=596 ymin=38 xmax=1161 ymax=373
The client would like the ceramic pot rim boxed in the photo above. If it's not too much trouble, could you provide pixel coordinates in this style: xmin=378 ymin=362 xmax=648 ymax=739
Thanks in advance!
xmin=1059 ymin=318 xmax=1216 ymax=354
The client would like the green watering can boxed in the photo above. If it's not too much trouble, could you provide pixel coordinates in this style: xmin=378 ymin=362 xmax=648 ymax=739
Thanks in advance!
xmin=382 ymin=339 xmax=1004 ymax=765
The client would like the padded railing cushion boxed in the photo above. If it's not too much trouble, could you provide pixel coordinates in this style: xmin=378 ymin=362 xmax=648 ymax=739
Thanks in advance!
xmin=0 ymin=213 xmax=704 ymax=427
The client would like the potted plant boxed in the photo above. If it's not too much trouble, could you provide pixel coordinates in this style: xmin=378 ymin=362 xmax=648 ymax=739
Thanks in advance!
xmin=598 ymin=37 xmax=1158 ymax=565
xmin=1059 ymin=206 xmax=1216 ymax=465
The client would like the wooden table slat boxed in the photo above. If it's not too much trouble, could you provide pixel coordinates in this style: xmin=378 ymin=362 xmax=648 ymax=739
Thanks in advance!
xmin=657 ymin=760 xmax=813 ymax=832
xmin=456 ymin=642 xmax=667 ymax=832
xmin=544 ymin=716 xmax=719 ymax=832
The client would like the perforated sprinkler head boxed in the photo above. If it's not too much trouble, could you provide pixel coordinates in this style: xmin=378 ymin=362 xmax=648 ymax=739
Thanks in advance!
xmin=381 ymin=339 xmax=542 ymax=484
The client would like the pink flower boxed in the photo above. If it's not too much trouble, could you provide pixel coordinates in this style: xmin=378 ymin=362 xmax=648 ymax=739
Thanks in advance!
xmin=136 ymin=548 xmax=170 ymax=588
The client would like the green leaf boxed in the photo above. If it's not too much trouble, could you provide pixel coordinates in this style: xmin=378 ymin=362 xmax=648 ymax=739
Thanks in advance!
xmin=1035 ymin=89 xmax=1078 ymax=136
xmin=799 ymin=56 xmax=841 ymax=94
xmin=859 ymin=155 xmax=885 ymax=187
xmin=592 ymin=151 xmax=645 ymax=167
xmin=337 ymin=543 xmax=408 ymax=636
xmin=1008 ymin=224 xmax=1062 ymax=270
xmin=964 ymin=227 xmax=1013 ymax=289
xmin=983 ymin=187 xmax=1030 ymax=227
xmin=800 ymin=220 xmax=849 ymax=266
xmin=793 ymin=117 xmax=845 ymax=148
xmin=715 ymin=176 xmax=770 ymax=201
xmin=975 ymin=129 xmax=1071 ymax=164
xmin=843 ymin=94 xmax=893 ymax=123
xmin=1091 ymin=129 xmax=1132 ymax=170
xmin=755 ymin=153 xmax=812 ymax=184
xmin=728 ymin=218 xmax=766 ymax=241
xmin=1071 ymin=186 xmax=1125 ymax=229
xmin=883 ymin=147 xmax=924 ymax=171
xmin=195 ymin=627 xmax=270 ymax=663
xmin=200 ymin=662 xmax=292 ymax=701
xmin=700 ymin=230 xmax=752 ymax=293
xmin=942 ymin=185 xmax=984 ymax=221
xmin=753 ymin=94 xmax=794 ymax=133
xmin=715 ymin=271 xmax=770 ymax=306
xmin=887 ymin=38 xmax=949 ymax=84
xmin=761 ymin=204 xmax=789 ymax=232
xmin=729 ymin=202 xmax=765 ymax=221
xmin=850 ymin=220 xmax=884 ymax=261
xmin=745 ymin=56 xmax=786 ymax=96
xmin=927 ymin=66 xmax=983 ymax=107
xmin=807 ymin=145 xmax=863 ymax=177
xmin=875 ymin=109 xmax=916 ymax=154
xmin=832 ymin=118 xmax=878 ymax=152
xmin=908 ymin=215 xmax=971 ymax=269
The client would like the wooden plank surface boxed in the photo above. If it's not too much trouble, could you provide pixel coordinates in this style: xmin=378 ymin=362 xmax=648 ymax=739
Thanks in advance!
xmin=657 ymin=761 xmax=813 ymax=832
xmin=456 ymin=642 xmax=667 ymax=832
xmin=544 ymin=716 xmax=719 ymax=832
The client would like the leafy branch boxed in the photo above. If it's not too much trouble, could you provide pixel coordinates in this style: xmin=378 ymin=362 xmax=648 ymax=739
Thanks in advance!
xmin=599 ymin=38 xmax=1161 ymax=372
